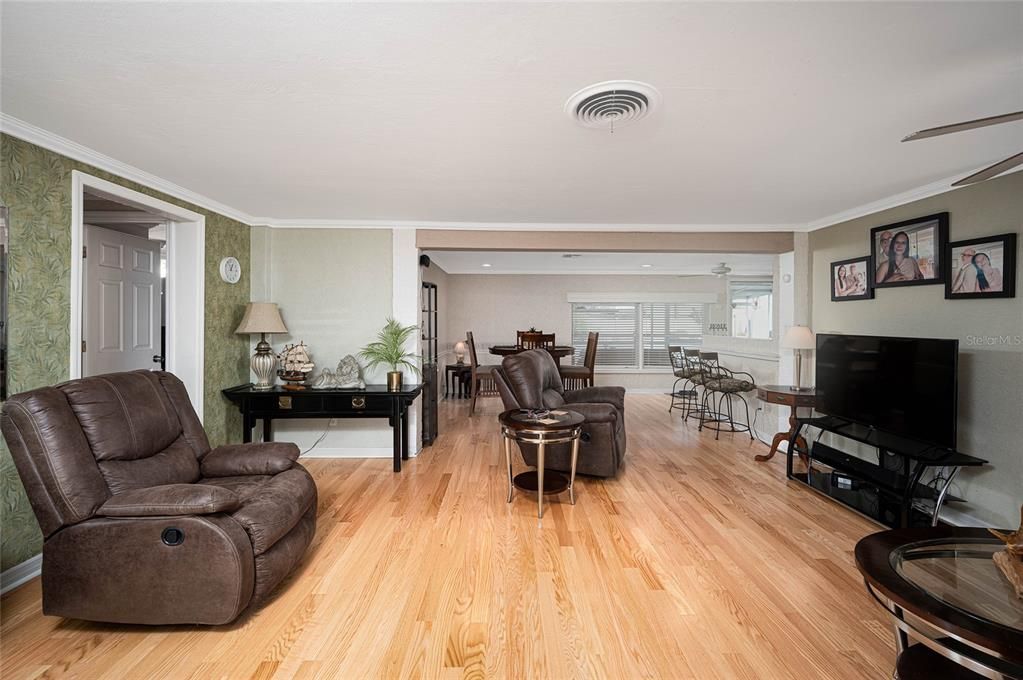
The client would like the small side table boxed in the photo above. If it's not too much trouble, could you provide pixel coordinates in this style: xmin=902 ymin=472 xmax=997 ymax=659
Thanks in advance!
xmin=856 ymin=527 xmax=1023 ymax=679
xmin=755 ymin=384 xmax=815 ymax=462
xmin=444 ymin=363 xmax=471 ymax=399
xmin=499 ymin=409 xmax=584 ymax=519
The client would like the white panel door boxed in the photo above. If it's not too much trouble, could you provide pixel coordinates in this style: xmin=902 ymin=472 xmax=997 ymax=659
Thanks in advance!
xmin=83 ymin=225 xmax=163 ymax=376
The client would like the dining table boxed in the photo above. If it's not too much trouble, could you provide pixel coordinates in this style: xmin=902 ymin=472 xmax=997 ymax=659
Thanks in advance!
xmin=489 ymin=345 xmax=576 ymax=366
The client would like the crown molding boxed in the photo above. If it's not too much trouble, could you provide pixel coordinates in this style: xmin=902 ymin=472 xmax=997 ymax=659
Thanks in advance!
xmin=0 ymin=113 xmax=259 ymax=225
xmin=6 ymin=113 xmax=1019 ymax=236
xmin=802 ymin=164 xmax=1023 ymax=232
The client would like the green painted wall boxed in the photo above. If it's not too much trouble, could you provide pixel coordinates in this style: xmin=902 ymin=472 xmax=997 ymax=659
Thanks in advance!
xmin=0 ymin=134 xmax=251 ymax=571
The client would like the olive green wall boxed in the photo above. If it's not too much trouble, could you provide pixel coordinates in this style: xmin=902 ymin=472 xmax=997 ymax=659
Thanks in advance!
xmin=809 ymin=171 xmax=1023 ymax=528
xmin=0 ymin=133 xmax=251 ymax=571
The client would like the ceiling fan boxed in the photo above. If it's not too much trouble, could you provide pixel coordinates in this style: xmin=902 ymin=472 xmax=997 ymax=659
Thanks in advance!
xmin=902 ymin=110 xmax=1023 ymax=187
xmin=711 ymin=262 xmax=732 ymax=277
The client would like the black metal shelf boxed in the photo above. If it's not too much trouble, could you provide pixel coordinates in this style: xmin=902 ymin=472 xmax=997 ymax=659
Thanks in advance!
xmin=787 ymin=417 xmax=986 ymax=529
xmin=808 ymin=442 xmax=964 ymax=502
xmin=421 ymin=281 xmax=439 ymax=447
xmin=798 ymin=416 xmax=986 ymax=466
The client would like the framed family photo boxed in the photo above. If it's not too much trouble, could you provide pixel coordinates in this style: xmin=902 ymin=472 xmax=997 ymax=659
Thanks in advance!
xmin=870 ymin=212 xmax=948 ymax=289
xmin=945 ymin=232 xmax=1016 ymax=299
xmin=830 ymin=255 xmax=873 ymax=301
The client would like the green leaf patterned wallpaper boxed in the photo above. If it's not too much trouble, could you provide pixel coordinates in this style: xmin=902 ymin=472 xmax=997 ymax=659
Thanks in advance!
xmin=0 ymin=133 xmax=251 ymax=572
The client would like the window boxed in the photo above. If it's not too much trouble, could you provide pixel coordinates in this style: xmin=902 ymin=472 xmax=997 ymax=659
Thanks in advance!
xmin=641 ymin=303 xmax=704 ymax=367
xmin=571 ymin=302 xmax=705 ymax=369
xmin=730 ymin=280 xmax=773 ymax=339
xmin=571 ymin=303 xmax=638 ymax=368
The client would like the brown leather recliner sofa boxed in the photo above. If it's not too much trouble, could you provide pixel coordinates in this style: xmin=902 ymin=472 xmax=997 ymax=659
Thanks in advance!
xmin=493 ymin=349 xmax=626 ymax=477
xmin=0 ymin=370 xmax=317 ymax=625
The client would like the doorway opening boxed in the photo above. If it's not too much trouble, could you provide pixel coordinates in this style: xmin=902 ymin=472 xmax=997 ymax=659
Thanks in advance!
xmin=82 ymin=190 xmax=168 ymax=376
xmin=71 ymin=171 xmax=206 ymax=419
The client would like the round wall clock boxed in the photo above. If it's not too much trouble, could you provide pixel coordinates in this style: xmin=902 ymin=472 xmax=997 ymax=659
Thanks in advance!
xmin=219 ymin=256 xmax=242 ymax=284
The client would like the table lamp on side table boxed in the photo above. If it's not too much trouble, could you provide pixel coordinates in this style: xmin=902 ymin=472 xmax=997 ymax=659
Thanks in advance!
xmin=235 ymin=302 xmax=289 ymax=391
xmin=782 ymin=325 xmax=815 ymax=391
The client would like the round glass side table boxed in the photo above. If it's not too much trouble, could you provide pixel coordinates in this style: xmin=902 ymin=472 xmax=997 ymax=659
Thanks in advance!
xmin=499 ymin=409 xmax=584 ymax=519
xmin=856 ymin=527 xmax=1023 ymax=679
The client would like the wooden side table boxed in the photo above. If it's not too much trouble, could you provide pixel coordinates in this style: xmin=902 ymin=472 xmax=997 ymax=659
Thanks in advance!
xmin=444 ymin=363 xmax=471 ymax=399
xmin=755 ymin=384 xmax=815 ymax=462
xmin=499 ymin=409 xmax=584 ymax=519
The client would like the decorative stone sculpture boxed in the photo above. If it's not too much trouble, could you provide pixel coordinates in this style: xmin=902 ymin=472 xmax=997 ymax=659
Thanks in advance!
xmin=335 ymin=355 xmax=365 ymax=389
xmin=309 ymin=369 xmax=335 ymax=390
xmin=308 ymin=356 xmax=365 ymax=390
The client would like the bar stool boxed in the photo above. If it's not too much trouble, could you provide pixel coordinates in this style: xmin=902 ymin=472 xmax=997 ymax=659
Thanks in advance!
xmin=668 ymin=345 xmax=699 ymax=414
xmin=697 ymin=351 xmax=756 ymax=441
xmin=682 ymin=348 xmax=710 ymax=422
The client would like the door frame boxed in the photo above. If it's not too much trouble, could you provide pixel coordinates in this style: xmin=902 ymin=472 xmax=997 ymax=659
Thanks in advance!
xmin=71 ymin=171 xmax=206 ymax=420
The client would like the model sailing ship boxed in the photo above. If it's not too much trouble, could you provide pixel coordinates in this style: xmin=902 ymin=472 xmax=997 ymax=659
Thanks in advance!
xmin=276 ymin=342 xmax=315 ymax=390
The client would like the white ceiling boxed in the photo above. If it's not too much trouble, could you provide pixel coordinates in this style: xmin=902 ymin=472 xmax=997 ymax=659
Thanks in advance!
xmin=425 ymin=251 xmax=774 ymax=276
xmin=2 ymin=2 xmax=1021 ymax=227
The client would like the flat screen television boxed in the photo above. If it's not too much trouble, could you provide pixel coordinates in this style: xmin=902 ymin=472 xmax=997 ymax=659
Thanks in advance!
xmin=814 ymin=333 xmax=958 ymax=450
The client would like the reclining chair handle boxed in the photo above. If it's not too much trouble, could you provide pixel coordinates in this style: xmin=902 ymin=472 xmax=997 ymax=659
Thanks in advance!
xmin=161 ymin=527 xmax=185 ymax=546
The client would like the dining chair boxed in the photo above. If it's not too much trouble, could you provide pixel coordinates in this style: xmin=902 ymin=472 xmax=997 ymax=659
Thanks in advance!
xmin=466 ymin=331 xmax=500 ymax=416
xmin=518 ymin=332 xmax=555 ymax=349
xmin=560 ymin=331 xmax=598 ymax=390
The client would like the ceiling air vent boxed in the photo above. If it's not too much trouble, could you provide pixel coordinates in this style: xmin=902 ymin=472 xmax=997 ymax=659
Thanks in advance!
xmin=565 ymin=80 xmax=660 ymax=131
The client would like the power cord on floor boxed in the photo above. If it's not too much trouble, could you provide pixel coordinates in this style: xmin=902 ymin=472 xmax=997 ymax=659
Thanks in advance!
xmin=751 ymin=407 xmax=773 ymax=447
xmin=301 ymin=421 xmax=332 ymax=455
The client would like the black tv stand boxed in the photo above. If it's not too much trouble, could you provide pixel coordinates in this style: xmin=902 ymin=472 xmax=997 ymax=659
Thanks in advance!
xmin=786 ymin=417 xmax=987 ymax=528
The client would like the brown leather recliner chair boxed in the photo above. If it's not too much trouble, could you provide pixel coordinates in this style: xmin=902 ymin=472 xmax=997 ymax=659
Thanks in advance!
xmin=493 ymin=350 xmax=626 ymax=477
xmin=0 ymin=370 xmax=317 ymax=625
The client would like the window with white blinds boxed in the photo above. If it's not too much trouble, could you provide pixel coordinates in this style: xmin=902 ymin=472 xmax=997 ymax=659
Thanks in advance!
xmin=571 ymin=303 xmax=639 ymax=368
xmin=571 ymin=302 xmax=705 ymax=369
xmin=641 ymin=303 xmax=705 ymax=368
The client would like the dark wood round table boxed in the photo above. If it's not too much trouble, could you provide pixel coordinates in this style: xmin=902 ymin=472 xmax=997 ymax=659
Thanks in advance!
xmin=754 ymin=384 xmax=815 ymax=462
xmin=499 ymin=409 xmax=584 ymax=519
xmin=855 ymin=527 xmax=1023 ymax=679
xmin=489 ymin=345 xmax=575 ymax=365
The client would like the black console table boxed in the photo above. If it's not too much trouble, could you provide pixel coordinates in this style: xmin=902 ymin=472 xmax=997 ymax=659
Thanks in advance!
xmin=222 ymin=384 xmax=423 ymax=472
xmin=786 ymin=416 xmax=987 ymax=528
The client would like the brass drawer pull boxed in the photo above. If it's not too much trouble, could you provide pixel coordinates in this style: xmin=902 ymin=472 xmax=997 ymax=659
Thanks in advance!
xmin=352 ymin=397 xmax=366 ymax=410
xmin=278 ymin=396 xmax=292 ymax=410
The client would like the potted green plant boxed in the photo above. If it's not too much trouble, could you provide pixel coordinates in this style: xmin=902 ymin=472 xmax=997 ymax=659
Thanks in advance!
xmin=360 ymin=317 xmax=420 ymax=391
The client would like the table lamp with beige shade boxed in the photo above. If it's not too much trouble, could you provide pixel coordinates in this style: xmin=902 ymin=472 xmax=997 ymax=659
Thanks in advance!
xmin=782 ymin=325 xmax=815 ymax=391
xmin=235 ymin=302 xmax=288 ymax=391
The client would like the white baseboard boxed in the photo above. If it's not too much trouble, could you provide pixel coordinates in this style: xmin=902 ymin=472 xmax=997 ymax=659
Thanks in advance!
xmin=299 ymin=446 xmax=421 ymax=459
xmin=1 ymin=553 xmax=41 ymax=595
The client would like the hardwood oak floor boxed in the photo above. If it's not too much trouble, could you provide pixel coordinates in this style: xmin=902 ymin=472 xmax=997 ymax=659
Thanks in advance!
xmin=1 ymin=394 xmax=895 ymax=679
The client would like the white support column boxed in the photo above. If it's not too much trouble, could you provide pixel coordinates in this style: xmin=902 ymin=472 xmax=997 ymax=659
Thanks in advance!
xmin=777 ymin=251 xmax=796 ymax=436
xmin=392 ymin=228 xmax=422 ymax=457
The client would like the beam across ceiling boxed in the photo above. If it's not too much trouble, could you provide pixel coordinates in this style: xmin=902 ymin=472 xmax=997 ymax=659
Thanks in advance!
xmin=415 ymin=230 xmax=794 ymax=254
